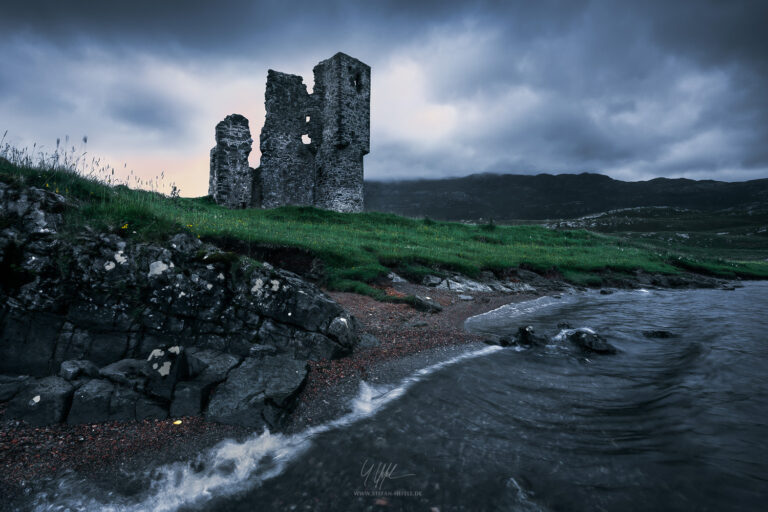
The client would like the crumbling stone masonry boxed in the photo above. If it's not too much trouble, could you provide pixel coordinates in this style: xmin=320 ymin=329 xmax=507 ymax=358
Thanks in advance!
xmin=209 ymin=52 xmax=370 ymax=213
xmin=208 ymin=114 xmax=257 ymax=209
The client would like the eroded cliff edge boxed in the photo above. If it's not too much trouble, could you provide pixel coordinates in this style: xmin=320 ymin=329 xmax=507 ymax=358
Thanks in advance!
xmin=0 ymin=181 xmax=360 ymax=430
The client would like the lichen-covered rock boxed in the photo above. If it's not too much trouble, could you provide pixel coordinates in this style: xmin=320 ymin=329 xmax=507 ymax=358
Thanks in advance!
xmin=209 ymin=114 xmax=255 ymax=209
xmin=6 ymin=376 xmax=73 ymax=426
xmin=0 ymin=180 xmax=360 ymax=428
xmin=145 ymin=345 xmax=188 ymax=401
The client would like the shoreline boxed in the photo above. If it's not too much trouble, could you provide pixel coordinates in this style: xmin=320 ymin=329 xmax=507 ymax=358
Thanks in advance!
xmin=0 ymin=281 xmax=542 ymax=507
xmin=0 ymin=272 xmax=745 ymax=507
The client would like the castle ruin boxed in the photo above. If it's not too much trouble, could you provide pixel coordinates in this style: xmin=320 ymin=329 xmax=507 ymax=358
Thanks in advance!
xmin=209 ymin=52 xmax=370 ymax=213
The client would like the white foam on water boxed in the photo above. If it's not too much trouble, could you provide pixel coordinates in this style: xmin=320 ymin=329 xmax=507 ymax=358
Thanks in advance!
xmin=552 ymin=327 xmax=597 ymax=343
xmin=464 ymin=294 xmax=578 ymax=332
xmin=33 ymin=345 xmax=503 ymax=512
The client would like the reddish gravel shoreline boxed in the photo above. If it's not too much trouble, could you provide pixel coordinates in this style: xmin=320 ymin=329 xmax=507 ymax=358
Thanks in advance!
xmin=0 ymin=283 xmax=542 ymax=503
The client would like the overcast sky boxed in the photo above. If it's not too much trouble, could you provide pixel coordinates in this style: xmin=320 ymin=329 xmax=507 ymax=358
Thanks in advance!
xmin=1 ymin=0 xmax=766 ymax=196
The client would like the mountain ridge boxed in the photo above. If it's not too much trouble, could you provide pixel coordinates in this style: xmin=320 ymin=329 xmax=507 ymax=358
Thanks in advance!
xmin=364 ymin=172 xmax=768 ymax=221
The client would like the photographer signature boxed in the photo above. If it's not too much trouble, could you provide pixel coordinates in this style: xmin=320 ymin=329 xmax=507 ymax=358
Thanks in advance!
xmin=360 ymin=459 xmax=415 ymax=490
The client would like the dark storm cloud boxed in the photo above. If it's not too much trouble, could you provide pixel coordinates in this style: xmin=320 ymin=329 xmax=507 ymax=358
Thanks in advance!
xmin=1 ymin=0 xmax=767 ymax=185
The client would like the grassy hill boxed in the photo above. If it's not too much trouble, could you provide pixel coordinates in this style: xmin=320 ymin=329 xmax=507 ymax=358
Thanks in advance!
xmin=2 ymin=157 xmax=767 ymax=299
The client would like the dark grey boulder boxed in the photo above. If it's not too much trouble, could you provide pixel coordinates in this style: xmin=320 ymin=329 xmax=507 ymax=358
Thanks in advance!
xmin=59 ymin=360 xmax=100 ymax=381
xmin=412 ymin=295 xmax=443 ymax=313
xmin=99 ymin=359 xmax=148 ymax=390
xmin=170 ymin=381 xmax=209 ymax=417
xmin=566 ymin=330 xmax=618 ymax=354
xmin=187 ymin=349 xmax=241 ymax=384
xmin=67 ymin=378 xmax=114 ymax=424
xmin=327 ymin=315 xmax=358 ymax=349
xmin=206 ymin=355 xmax=307 ymax=429
xmin=0 ymin=374 xmax=31 ymax=401
xmin=6 ymin=376 xmax=74 ymax=426
xmin=109 ymin=385 xmax=141 ymax=422
xmin=0 ymin=312 xmax=61 ymax=377
xmin=145 ymin=346 xmax=188 ymax=401
xmin=136 ymin=397 xmax=168 ymax=420
xmin=170 ymin=349 xmax=241 ymax=417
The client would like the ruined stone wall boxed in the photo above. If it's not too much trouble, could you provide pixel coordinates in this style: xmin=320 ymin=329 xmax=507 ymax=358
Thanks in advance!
xmin=208 ymin=53 xmax=369 ymax=213
xmin=209 ymin=114 xmax=254 ymax=208
xmin=312 ymin=53 xmax=370 ymax=213
xmin=259 ymin=71 xmax=316 ymax=209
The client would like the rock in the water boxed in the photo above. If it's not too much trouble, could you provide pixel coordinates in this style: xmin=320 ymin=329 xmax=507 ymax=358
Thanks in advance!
xmin=206 ymin=355 xmax=307 ymax=429
xmin=642 ymin=330 xmax=678 ymax=339
xmin=458 ymin=294 xmax=474 ymax=301
xmin=516 ymin=326 xmax=548 ymax=346
xmin=6 ymin=376 xmax=74 ymax=426
xmin=209 ymin=114 xmax=254 ymax=209
xmin=566 ymin=329 xmax=618 ymax=354
xmin=59 ymin=360 xmax=99 ymax=381
xmin=412 ymin=295 xmax=443 ymax=313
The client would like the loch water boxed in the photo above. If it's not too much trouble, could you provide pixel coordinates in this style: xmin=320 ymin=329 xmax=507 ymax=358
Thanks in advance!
xmin=34 ymin=282 xmax=768 ymax=511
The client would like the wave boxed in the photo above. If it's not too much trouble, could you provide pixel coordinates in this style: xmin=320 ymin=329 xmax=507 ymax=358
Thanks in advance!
xmin=32 ymin=345 xmax=503 ymax=512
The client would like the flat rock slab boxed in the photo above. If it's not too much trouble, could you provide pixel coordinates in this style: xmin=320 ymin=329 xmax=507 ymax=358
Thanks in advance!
xmin=6 ymin=376 xmax=74 ymax=426
xmin=206 ymin=355 xmax=307 ymax=429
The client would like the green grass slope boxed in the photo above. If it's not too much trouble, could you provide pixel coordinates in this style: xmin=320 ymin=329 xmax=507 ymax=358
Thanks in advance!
xmin=2 ymin=157 xmax=767 ymax=298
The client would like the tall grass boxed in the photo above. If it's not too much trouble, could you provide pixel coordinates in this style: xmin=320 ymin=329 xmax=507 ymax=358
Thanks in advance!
xmin=2 ymin=135 xmax=767 ymax=296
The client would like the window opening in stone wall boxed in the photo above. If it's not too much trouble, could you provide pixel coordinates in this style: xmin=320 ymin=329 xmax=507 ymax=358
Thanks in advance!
xmin=353 ymin=72 xmax=362 ymax=93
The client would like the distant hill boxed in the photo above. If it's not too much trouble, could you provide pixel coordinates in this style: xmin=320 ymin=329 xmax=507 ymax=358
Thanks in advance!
xmin=364 ymin=173 xmax=768 ymax=221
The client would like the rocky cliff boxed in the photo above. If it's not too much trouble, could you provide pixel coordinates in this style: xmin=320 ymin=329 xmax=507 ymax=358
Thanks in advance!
xmin=0 ymin=181 xmax=360 ymax=429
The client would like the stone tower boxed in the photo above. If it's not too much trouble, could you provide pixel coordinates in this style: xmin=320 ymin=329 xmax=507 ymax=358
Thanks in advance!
xmin=208 ymin=53 xmax=370 ymax=213
xmin=312 ymin=53 xmax=370 ymax=213
xmin=208 ymin=114 xmax=255 ymax=209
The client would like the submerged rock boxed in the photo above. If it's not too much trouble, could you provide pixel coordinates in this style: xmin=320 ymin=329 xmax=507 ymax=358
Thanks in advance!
xmin=516 ymin=326 xmax=548 ymax=346
xmin=565 ymin=329 xmax=618 ymax=354
xmin=642 ymin=330 xmax=679 ymax=339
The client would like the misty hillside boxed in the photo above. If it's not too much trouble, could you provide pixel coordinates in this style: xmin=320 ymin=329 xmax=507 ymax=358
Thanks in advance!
xmin=364 ymin=173 xmax=768 ymax=221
